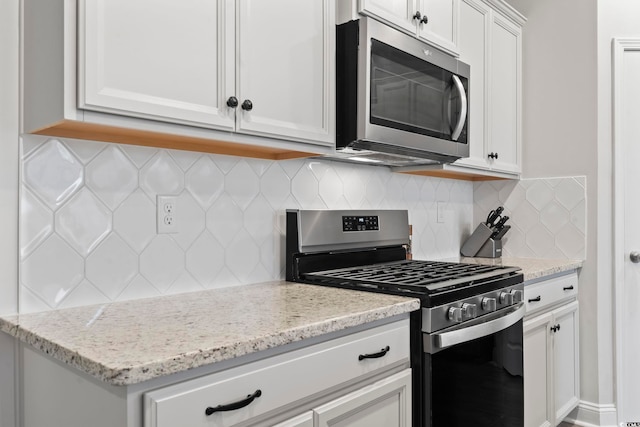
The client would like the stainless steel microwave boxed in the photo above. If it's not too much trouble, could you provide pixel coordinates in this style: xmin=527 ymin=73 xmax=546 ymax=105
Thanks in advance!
xmin=334 ymin=17 xmax=470 ymax=166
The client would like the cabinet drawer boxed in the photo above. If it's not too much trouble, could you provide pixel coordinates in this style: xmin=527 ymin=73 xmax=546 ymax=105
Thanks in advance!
xmin=524 ymin=272 xmax=578 ymax=316
xmin=144 ymin=319 xmax=410 ymax=427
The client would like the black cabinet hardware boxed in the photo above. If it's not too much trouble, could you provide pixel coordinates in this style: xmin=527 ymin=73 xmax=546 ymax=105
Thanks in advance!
xmin=550 ymin=324 xmax=561 ymax=333
xmin=412 ymin=11 xmax=429 ymax=24
xmin=226 ymin=96 xmax=238 ymax=108
xmin=205 ymin=390 xmax=262 ymax=416
xmin=488 ymin=152 xmax=499 ymax=159
xmin=358 ymin=346 xmax=390 ymax=361
xmin=241 ymin=99 xmax=253 ymax=111
xmin=528 ymin=296 xmax=541 ymax=303
xmin=563 ymin=285 xmax=574 ymax=291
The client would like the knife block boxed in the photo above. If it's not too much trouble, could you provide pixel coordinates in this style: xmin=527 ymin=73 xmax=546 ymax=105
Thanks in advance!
xmin=475 ymin=237 xmax=502 ymax=258
xmin=460 ymin=223 xmax=503 ymax=258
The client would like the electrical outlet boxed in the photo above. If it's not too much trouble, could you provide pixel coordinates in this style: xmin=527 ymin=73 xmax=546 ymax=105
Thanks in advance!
xmin=437 ymin=202 xmax=446 ymax=223
xmin=157 ymin=195 xmax=179 ymax=234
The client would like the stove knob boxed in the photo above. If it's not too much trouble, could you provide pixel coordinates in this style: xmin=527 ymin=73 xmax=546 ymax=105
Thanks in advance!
xmin=447 ymin=307 xmax=463 ymax=323
xmin=499 ymin=291 xmax=514 ymax=305
xmin=510 ymin=289 xmax=523 ymax=303
xmin=481 ymin=297 xmax=497 ymax=312
xmin=461 ymin=303 xmax=478 ymax=319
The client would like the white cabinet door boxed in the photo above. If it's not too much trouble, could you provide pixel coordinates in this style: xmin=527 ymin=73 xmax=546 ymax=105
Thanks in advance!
xmin=359 ymin=0 xmax=420 ymax=36
xmin=524 ymin=312 xmax=554 ymax=427
xmin=236 ymin=0 xmax=334 ymax=145
xmin=488 ymin=12 xmax=521 ymax=174
xmin=454 ymin=0 xmax=490 ymax=171
xmin=418 ymin=0 xmax=458 ymax=54
xmin=524 ymin=289 xmax=579 ymax=427
xmin=552 ymin=301 xmax=580 ymax=425
xmin=359 ymin=0 xmax=457 ymax=55
xmin=79 ymin=0 xmax=235 ymax=130
xmin=273 ymin=412 xmax=314 ymax=427
xmin=314 ymin=369 xmax=412 ymax=427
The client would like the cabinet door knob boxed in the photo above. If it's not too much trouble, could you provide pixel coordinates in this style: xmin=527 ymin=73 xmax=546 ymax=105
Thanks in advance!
xmin=412 ymin=11 xmax=422 ymax=21
xmin=420 ymin=15 xmax=428 ymax=24
xmin=631 ymin=251 xmax=640 ymax=263
xmin=241 ymin=99 xmax=253 ymax=111
xmin=488 ymin=152 xmax=499 ymax=159
xmin=226 ymin=96 xmax=239 ymax=108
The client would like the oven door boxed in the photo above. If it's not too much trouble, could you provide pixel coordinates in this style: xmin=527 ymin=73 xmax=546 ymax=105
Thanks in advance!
xmin=423 ymin=304 xmax=524 ymax=427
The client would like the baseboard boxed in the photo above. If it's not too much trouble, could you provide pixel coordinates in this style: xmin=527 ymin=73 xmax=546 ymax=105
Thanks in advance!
xmin=564 ymin=400 xmax=618 ymax=427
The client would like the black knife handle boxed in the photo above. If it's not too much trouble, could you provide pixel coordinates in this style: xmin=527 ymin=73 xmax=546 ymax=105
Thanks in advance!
xmin=486 ymin=206 xmax=504 ymax=226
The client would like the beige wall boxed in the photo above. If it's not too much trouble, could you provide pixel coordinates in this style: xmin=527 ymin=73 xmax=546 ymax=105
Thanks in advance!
xmin=505 ymin=0 xmax=612 ymax=422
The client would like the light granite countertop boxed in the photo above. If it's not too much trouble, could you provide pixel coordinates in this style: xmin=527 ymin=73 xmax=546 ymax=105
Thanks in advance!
xmin=459 ymin=257 xmax=583 ymax=282
xmin=0 ymin=281 xmax=420 ymax=386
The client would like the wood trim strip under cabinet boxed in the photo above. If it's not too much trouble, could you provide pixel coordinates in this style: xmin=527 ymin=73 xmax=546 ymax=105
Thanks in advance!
xmin=31 ymin=120 xmax=318 ymax=161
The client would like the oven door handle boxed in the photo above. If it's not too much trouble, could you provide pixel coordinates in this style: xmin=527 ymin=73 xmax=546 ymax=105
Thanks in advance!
xmin=425 ymin=303 xmax=525 ymax=354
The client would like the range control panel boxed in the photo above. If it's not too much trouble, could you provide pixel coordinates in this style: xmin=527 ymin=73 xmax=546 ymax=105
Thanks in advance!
xmin=342 ymin=215 xmax=379 ymax=232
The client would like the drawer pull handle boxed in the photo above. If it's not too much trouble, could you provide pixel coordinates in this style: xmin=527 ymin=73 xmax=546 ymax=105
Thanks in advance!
xmin=528 ymin=296 xmax=541 ymax=303
xmin=358 ymin=346 xmax=390 ymax=361
xmin=205 ymin=389 xmax=262 ymax=416
xmin=563 ymin=285 xmax=574 ymax=291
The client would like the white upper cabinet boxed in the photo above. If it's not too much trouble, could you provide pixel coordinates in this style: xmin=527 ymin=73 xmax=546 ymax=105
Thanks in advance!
xmin=80 ymin=0 xmax=235 ymax=130
xmin=452 ymin=0 xmax=522 ymax=176
xmin=79 ymin=0 xmax=335 ymax=145
xmin=455 ymin=0 xmax=491 ymax=170
xmin=391 ymin=0 xmax=523 ymax=181
xmin=23 ymin=0 xmax=335 ymax=160
xmin=487 ymin=12 xmax=521 ymax=174
xmin=359 ymin=0 xmax=458 ymax=55
xmin=236 ymin=0 xmax=335 ymax=144
xmin=428 ymin=0 xmax=523 ymax=180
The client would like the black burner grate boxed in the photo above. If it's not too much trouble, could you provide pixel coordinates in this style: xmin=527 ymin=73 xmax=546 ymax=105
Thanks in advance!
xmin=304 ymin=260 xmax=521 ymax=295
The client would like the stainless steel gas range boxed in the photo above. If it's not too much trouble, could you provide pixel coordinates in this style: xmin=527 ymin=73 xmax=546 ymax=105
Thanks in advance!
xmin=286 ymin=209 xmax=525 ymax=427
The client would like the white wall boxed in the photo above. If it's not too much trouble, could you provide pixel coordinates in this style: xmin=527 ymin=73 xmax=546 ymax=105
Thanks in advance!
xmin=0 ymin=1 xmax=20 ymax=426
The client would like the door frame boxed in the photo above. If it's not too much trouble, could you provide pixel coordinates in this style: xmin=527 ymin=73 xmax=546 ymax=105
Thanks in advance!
xmin=612 ymin=37 xmax=640 ymax=425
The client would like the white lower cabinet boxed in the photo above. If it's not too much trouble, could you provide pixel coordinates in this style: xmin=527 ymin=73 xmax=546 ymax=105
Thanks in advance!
xmin=18 ymin=318 xmax=411 ymax=427
xmin=273 ymin=412 xmax=314 ymax=427
xmin=523 ymin=272 xmax=580 ymax=427
xmin=269 ymin=369 xmax=411 ymax=427
xmin=314 ymin=370 xmax=412 ymax=427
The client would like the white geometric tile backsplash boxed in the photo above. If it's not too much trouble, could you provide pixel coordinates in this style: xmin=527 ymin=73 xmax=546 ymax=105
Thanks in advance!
xmin=473 ymin=177 xmax=586 ymax=260
xmin=19 ymin=136 xmax=475 ymax=313
xmin=19 ymin=136 xmax=587 ymax=313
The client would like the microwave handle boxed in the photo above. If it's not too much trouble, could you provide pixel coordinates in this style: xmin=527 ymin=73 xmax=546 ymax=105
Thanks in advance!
xmin=451 ymin=75 xmax=468 ymax=141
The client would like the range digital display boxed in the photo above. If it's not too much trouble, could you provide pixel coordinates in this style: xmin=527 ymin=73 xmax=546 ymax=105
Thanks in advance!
xmin=342 ymin=215 xmax=379 ymax=232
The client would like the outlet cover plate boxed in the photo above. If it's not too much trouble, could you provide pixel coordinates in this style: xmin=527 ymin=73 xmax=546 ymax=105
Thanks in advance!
xmin=157 ymin=195 xmax=179 ymax=234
